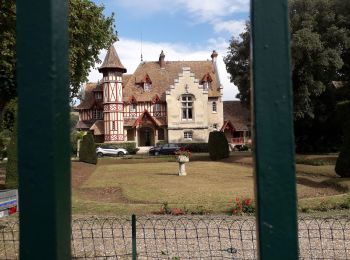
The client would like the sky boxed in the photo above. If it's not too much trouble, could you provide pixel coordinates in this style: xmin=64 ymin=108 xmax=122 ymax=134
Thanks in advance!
xmin=88 ymin=0 xmax=250 ymax=100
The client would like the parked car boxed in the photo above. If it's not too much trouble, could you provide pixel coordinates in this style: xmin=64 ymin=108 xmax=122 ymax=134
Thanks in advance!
xmin=96 ymin=146 xmax=128 ymax=157
xmin=149 ymin=143 xmax=181 ymax=156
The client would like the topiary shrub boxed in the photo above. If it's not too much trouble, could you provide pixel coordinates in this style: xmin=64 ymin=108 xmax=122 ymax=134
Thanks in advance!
xmin=208 ymin=131 xmax=229 ymax=161
xmin=6 ymin=117 xmax=18 ymax=188
xmin=335 ymin=101 xmax=350 ymax=177
xmin=79 ymin=132 xmax=97 ymax=164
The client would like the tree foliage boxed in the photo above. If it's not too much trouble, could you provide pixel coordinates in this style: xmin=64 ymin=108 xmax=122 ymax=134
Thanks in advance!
xmin=224 ymin=0 xmax=350 ymax=119
xmin=5 ymin=115 xmax=18 ymax=188
xmin=224 ymin=0 xmax=350 ymax=152
xmin=69 ymin=0 xmax=117 ymax=99
xmin=0 ymin=0 xmax=16 ymax=115
xmin=335 ymin=101 xmax=350 ymax=177
xmin=0 ymin=0 xmax=117 ymax=118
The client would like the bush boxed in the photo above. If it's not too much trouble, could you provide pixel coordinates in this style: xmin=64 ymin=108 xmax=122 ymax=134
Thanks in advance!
xmin=5 ymin=118 xmax=18 ymax=188
xmin=208 ymin=131 xmax=229 ymax=161
xmin=95 ymin=142 xmax=137 ymax=154
xmin=79 ymin=132 xmax=97 ymax=164
xmin=180 ymin=143 xmax=209 ymax=153
xmin=335 ymin=101 xmax=350 ymax=177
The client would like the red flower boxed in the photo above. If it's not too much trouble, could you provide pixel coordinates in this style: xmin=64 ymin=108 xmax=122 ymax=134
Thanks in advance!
xmin=172 ymin=208 xmax=184 ymax=215
xmin=244 ymin=198 xmax=251 ymax=206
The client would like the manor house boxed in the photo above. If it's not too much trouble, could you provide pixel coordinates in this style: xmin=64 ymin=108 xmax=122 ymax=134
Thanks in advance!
xmin=75 ymin=45 xmax=249 ymax=147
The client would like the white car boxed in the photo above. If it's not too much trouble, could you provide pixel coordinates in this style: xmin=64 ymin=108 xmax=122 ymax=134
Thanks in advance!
xmin=96 ymin=146 xmax=128 ymax=157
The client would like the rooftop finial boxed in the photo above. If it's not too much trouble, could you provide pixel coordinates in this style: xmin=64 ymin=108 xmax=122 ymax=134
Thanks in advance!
xmin=140 ymin=32 xmax=143 ymax=62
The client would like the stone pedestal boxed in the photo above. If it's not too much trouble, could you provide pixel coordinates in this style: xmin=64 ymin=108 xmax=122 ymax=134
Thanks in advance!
xmin=177 ymin=156 xmax=189 ymax=176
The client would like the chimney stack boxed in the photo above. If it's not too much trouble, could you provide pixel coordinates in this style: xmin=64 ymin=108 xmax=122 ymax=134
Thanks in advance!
xmin=211 ymin=50 xmax=218 ymax=62
xmin=159 ymin=50 xmax=165 ymax=69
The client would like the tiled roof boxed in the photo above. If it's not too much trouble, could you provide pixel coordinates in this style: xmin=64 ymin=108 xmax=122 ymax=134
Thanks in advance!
xmin=75 ymin=120 xmax=94 ymax=130
xmin=223 ymin=101 xmax=250 ymax=131
xmin=90 ymin=120 xmax=104 ymax=135
xmin=76 ymin=83 xmax=104 ymax=110
xmin=123 ymin=60 xmax=221 ymax=102
xmin=99 ymin=45 xmax=127 ymax=73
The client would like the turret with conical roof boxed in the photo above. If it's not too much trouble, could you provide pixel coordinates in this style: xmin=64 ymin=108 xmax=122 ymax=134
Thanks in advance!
xmin=99 ymin=44 xmax=127 ymax=73
xmin=100 ymin=44 xmax=126 ymax=142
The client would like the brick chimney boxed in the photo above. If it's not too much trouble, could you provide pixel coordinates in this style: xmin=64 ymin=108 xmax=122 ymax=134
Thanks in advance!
xmin=211 ymin=50 xmax=218 ymax=62
xmin=159 ymin=50 xmax=165 ymax=69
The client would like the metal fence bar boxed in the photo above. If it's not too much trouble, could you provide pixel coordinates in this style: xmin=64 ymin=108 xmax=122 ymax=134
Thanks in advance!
xmin=251 ymin=0 xmax=299 ymax=259
xmin=16 ymin=0 xmax=71 ymax=259
xmin=132 ymin=214 xmax=137 ymax=260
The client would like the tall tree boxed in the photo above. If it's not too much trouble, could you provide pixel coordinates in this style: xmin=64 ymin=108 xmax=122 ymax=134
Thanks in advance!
xmin=225 ymin=0 xmax=349 ymax=119
xmin=0 ymin=0 xmax=16 ymax=116
xmin=0 ymin=0 xmax=117 ymax=119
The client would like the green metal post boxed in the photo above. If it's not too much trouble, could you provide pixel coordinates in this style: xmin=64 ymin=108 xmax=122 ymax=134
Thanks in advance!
xmin=132 ymin=214 xmax=137 ymax=260
xmin=17 ymin=0 xmax=71 ymax=259
xmin=251 ymin=0 xmax=299 ymax=259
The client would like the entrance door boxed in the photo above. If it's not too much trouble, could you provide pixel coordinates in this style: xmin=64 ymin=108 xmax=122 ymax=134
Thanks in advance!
xmin=138 ymin=127 xmax=154 ymax=146
xmin=144 ymin=129 xmax=151 ymax=146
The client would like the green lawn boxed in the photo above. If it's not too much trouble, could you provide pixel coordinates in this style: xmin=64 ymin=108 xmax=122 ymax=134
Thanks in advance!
xmin=72 ymin=154 xmax=350 ymax=216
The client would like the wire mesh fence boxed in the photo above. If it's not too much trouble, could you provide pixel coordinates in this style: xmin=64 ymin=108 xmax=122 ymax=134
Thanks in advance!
xmin=0 ymin=216 xmax=349 ymax=259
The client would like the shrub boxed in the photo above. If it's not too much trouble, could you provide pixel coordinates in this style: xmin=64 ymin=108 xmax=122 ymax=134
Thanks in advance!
xmin=335 ymin=101 xmax=350 ymax=178
xmin=6 ymin=118 xmax=18 ymax=188
xmin=181 ymin=142 xmax=209 ymax=153
xmin=79 ymin=132 xmax=97 ymax=164
xmin=95 ymin=142 xmax=137 ymax=154
xmin=208 ymin=131 xmax=229 ymax=160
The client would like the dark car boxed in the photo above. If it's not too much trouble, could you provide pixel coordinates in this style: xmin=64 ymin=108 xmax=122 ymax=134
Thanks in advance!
xmin=149 ymin=143 xmax=181 ymax=156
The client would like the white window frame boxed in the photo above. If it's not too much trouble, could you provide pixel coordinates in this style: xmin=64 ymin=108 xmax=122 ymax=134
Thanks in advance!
xmin=154 ymin=103 xmax=161 ymax=112
xmin=181 ymin=95 xmax=193 ymax=121
xmin=130 ymin=103 xmax=137 ymax=112
xmin=184 ymin=131 xmax=193 ymax=139
xmin=144 ymin=82 xmax=151 ymax=92
xmin=203 ymin=81 xmax=211 ymax=90
xmin=93 ymin=109 xmax=102 ymax=119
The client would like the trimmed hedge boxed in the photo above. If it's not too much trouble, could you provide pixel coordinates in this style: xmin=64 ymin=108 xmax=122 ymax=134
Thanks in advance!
xmin=80 ymin=132 xmax=97 ymax=164
xmin=180 ymin=143 xmax=209 ymax=153
xmin=335 ymin=101 xmax=350 ymax=178
xmin=95 ymin=142 xmax=138 ymax=154
xmin=208 ymin=131 xmax=229 ymax=161
xmin=5 ymin=117 xmax=18 ymax=188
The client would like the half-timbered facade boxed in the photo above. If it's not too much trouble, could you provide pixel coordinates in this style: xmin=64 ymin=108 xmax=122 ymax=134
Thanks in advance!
xmin=76 ymin=45 xmax=249 ymax=147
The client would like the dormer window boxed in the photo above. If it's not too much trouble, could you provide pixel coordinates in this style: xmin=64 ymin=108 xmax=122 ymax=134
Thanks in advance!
xmin=203 ymin=81 xmax=210 ymax=90
xmin=93 ymin=109 xmax=102 ymax=119
xmin=142 ymin=73 xmax=152 ymax=92
xmin=130 ymin=103 xmax=137 ymax=112
xmin=144 ymin=82 xmax=151 ymax=92
xmin=94 ymin=92 xmax=102 ymax=100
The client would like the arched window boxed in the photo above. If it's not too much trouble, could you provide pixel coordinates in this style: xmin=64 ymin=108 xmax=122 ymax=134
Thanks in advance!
xmin=212 ymin=101 xmax=217 ymax=112
xmin=181 ymin=95 xmax=193 ymax=120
